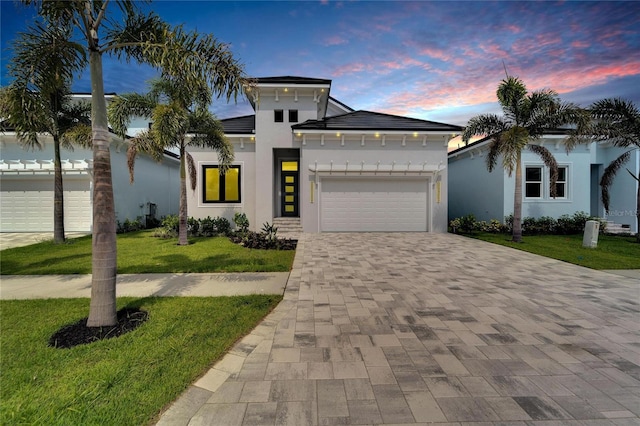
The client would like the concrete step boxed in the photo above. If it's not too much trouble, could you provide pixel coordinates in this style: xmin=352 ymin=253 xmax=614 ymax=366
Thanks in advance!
xmin=272 ymin=218 xmax=302 ymax=239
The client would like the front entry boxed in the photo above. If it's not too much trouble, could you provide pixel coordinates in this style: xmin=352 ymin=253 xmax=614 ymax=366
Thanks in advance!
xmin=280 ymin=160 xmax=299 ymax=217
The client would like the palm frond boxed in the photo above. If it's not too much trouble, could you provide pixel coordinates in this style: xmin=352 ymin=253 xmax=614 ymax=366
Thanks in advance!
xmin=462 ymin=114 xmax=508 ymax=143
xmin=590 ymin=98 xmax=640 ymax=148
xmin=600 ymin=150 xmax=632 ymax=211
xmin=485 ymin=137 xmax=503 ymax=173
xmin=496 ymin=76 xmax=527 ymax=122
xmin=499 ymin=126 xmax=529 ymax=176
xmin=185 ymin=152 xmax=197 ymax=191
xmin=8 ymin=20 xmax=86 ymax=95
xmin=107 ymin=93 xmax=155 ymax=138
xmin=61 ymin=123 xmax=92 ymax=149
xmin=528 ymin=144 xmax=559 ymax=197
xmin=150 ymin=103 xmax=189 ymax=149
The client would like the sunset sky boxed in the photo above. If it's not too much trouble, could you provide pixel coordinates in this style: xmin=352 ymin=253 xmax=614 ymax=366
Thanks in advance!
xmin=2 ymin=1 xmax=639 ymax=128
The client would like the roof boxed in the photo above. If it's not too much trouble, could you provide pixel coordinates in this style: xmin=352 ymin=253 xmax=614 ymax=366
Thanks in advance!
xmin=291 ymin=110 xmax=463 ymax=132
xmin=328 ymin=96 xmax=354 ymax=112
xmin=254 ymin=76 xmax=332 ymax=86
xmin=220 ymin=115 xmax=255 ymax=134
xmin=448 ymin=128 xmax=574 ymax=156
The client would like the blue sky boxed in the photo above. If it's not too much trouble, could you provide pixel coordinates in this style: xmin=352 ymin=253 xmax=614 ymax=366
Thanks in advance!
xmin=2 ymin=1 xmax=639 ymax=127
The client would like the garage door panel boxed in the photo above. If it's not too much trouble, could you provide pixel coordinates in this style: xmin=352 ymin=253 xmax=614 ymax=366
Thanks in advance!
xmin=1 ymin=178 xmax=91 ymax=232
xmin=320 ymin=178 xmax=428 ymax=232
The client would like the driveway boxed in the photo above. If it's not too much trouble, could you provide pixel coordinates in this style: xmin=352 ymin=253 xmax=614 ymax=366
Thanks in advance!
xmin=158 ymin=232 xmax=639 ymax=424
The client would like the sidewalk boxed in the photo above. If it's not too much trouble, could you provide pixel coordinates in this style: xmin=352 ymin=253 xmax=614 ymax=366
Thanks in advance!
xmin=0 ymin=272 xmax=289 ymax=299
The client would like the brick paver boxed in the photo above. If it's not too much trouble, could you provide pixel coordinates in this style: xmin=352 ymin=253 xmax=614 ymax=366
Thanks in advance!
xmin=157 ymin=233 xmax=640 ymax=425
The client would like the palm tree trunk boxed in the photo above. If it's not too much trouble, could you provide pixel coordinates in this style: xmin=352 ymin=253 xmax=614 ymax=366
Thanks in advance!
xmin=512 ymin=151 xmax=523 ymax=243
xmin=87 ymin=50 xmax=117 ymax=327
xmin=178 ymin=144 xmax=188 ymax=246
xmin=53 ymin=136 xmax=65 ymax=244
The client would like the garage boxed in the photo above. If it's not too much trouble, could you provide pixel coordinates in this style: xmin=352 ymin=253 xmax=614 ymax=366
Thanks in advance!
xmin=320 ymin=177 xmax=429 ymax=232
xmin=0 ymin=177 xmax=92 ymax=232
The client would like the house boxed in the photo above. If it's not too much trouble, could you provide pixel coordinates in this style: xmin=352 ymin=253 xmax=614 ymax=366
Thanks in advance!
xmin=187 ymin=76 xmax=462 ymax=233
xmin=0 ymin=95 xmax=180 ymax=232
xmin=448 ymin=134 xmax=639 ymax=234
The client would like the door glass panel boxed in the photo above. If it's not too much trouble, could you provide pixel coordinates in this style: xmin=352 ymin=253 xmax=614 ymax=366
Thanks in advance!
xmin=285 ymin=195 xmax=294 ymax=202
xmin=282 ymin=161 xmax=298 ymax=172
xmin=285 ymin=185 xmax=294 ymax=192
xmin=285 ymin=176 xmax=294 ymax=183
xmin=285 ymin=205 xmax=294 ymax=212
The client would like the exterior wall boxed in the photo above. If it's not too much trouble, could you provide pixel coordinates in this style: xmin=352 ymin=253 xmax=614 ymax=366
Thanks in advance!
xmin=110 ymin=142 xmax=180 ymax=223
xmin=299 ymin=135 xmax=449 ymax=232
xmin=448 ymin=139 xmax=638 ymax=233
xmin=187 ymin=141 xmax=257 ymax=229
xmin=519 ymin=143 xmax=591 ymax=219
xmin=0 ymin=133 xmax=180 ymax=230
xmin=597 ymin=145 xmax=639 ymax=232
xmin=448 ymin=149 xmax=504 ymax=221
xmin=254 ymin=91 xmax=321 ymax=227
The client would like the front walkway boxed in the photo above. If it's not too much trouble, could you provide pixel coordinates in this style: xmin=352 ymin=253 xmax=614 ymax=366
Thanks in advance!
xmin=157 ymin=233 xmax=640 ymax=425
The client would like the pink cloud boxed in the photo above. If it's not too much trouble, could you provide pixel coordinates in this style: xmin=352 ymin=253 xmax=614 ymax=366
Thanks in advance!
xmin=322 ymin=36 xmax=348 ymax=46
xmin=571 ymin=40 xmax=589 ymax=48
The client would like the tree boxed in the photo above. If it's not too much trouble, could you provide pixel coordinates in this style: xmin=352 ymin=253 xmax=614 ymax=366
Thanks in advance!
xmin=108 ymin=77 xmax=233 ymax=246
xmin=589 ymin=99 xmax=639 ymax=242
xmin=1 ymin=21 xmax=91 ymax=244
xmin=23 ymin=1 xmax=246 ymax=326
xmin=463 ymin=76 xmax=586 ymax=242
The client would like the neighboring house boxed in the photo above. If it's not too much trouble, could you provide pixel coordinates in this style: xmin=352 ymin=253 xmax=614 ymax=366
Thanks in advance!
xmin=448 ymin=134 xmax=639 ymax=234
xmin=187 ymin=76 xmax=462 ymax=233
xmin=0 ymin=95 xmax=180 ymax=232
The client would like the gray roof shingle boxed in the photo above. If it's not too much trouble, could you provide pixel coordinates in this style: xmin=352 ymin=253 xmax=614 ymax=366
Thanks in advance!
xmin=291 ymin=110 xmax=462 ymax=132
xmin=220 ymin=115 xmax=255 ymax=134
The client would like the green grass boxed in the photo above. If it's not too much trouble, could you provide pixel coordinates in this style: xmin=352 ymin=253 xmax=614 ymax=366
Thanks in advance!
xmin=1 ymin=230 xmax=295 ymax=274
xmin=1 ymin=295 xmax=281 ymax=425
xmin=468 ymin=232 xmax=640 ymax=270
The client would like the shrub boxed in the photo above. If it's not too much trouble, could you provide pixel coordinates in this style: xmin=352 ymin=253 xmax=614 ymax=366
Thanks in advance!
xmin=233 ymin=212 xmax=250 ymax=232
xmin=228 ymin=231 xmax=296 ymax=250
xmin=161 ymin=215 xmax=180 ymax=234
xmin=117 ymin=217 xmax=144 ymax=234
xmin=477 ymin=219 xmax=503 ymax=233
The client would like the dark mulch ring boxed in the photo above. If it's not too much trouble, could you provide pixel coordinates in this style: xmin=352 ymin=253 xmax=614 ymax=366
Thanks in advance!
xmin=228 ymin=232 xmax=297 ymax=250
xmin=48 ymin=308 xmax=148 ymax=349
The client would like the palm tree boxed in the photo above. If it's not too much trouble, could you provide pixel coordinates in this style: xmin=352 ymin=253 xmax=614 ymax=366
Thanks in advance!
xmin=1 ymin=21 xmax=90 ymax=244
xmin=463 ymin=76 xmax=586 ymax=242
xmin=590 ymin=99 xmax=639 ymax=242
xmin=108 ymin=77 xmax=233 ymax=246
xmin=23 ymin=1 xmax=246 ymax=326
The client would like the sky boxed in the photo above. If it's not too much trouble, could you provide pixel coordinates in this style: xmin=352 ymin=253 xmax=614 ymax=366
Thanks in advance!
xmin=2 ymin=0 xmax=640 ymax=129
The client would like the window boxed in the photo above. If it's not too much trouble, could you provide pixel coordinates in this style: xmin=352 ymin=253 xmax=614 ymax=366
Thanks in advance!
xmin=525 ymin=166 xmax=543 ymax=198
xmin=274 ymin=109 xmax=284 ymax=122
xmin=554 ymin=166 xmax=567 ymax=198
xmin=288 ymin=109 xmax=298 ymax=123
xmin=202 ymin=165 xmax=241 ymax=203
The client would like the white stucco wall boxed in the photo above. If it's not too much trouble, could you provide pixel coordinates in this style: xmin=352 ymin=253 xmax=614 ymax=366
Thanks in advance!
xmin=299 ymin=134 xmax=449 ymax=232
xmin=254 ymin=90 xmax=322 ymax=227
xmin=187 ymin=141 xmax=257 ymax=229
xmin=0 ymin=133 xmax=180 ymax=230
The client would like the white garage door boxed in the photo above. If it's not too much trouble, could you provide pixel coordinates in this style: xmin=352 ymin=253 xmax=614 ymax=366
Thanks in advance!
xmin=1 ymin=178 xmax=92 ymax=232
xmin=320 ymin=178 xmax=429 ymax=232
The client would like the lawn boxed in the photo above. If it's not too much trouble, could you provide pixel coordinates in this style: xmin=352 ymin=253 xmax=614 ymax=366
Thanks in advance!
xmin=0 ymin=230 xmax=296 ymax=274
xmin=469 ymin=232 xmax=640 ymax=270
xmin=0 ymin=296 xmax=281 ymax=425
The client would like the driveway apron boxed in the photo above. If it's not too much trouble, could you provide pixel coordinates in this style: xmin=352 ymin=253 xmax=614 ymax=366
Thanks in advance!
xmin=158 ymin=233 xmax=640 ymax=425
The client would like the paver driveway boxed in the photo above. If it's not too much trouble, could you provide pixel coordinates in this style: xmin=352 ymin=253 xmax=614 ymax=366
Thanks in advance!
xmin=158 ymin=233 xmax=640 ymax=425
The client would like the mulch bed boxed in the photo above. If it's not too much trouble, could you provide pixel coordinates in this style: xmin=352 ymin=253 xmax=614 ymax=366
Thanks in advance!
xmin=49 ymin=308 xmax=148 ymax=349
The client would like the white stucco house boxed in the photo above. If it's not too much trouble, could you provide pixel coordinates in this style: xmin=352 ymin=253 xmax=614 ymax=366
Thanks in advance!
xmin=187 ymin=76 xmax=462 ymax=233
xmin=0 ymin=95 xmax=180 ymax=233
xmin=448 ymin=134 xmax=639 ymax=234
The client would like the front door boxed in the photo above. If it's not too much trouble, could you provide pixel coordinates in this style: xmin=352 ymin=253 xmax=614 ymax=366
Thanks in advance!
xmin=280 ymin=160 xmax=299 ymax=217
